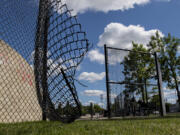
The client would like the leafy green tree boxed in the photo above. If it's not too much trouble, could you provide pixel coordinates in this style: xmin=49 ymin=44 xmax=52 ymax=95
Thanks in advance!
xmin=150 ymin=94 xmax=160 ymax=106
xmin=148 ymin=32 xmax=180 ymax=105
xmin=57 ymin=103 xmax=64 ymax=115
xmin=93 ymin=104 xmax=104 ymax=113
xmin=81 ymin=104 xmax=104 ymax=115
xmin=122 ymin=42 xmax=154 ymax=103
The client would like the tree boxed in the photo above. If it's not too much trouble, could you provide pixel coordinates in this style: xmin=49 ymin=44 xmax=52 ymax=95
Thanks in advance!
xmin=57 ymin=103 xmax=64 ymax=115
xmin=122 ymin=42 xmax=154 ymax=103
xmin=148 ymin=32 xmax=180 ymax=106
xmin=93 ymin=104 xmax=104 ymax=113
xmin=80 ymin=104 xmax=104 ymax=115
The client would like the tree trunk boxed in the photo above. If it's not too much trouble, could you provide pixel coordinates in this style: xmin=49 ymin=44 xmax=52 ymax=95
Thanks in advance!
xmin=170 ymin=65 xmax=180 ymax=109
xmin=174 ymin=75 xmax=180 ymax=109
xmin=144 ymin=79 xmax=148 ymax=103
xmin=141 ymin=85 xmax=145 ymax=103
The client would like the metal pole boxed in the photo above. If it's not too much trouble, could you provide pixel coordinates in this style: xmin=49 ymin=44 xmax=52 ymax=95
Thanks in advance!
xmin=42 ymin=14 xmax=49 ymax=121
xmin=35 ymin=0 xmax=50 ymax=121
xmin=90 ymin=102 xmax=93 ymax=120
xmin=154 ymin=52 xmax=166 ymax=116
xmin=104 ymin=45 xmax=111 ymax=118
xmin=60 ymin=68 xmax=81 ymax=115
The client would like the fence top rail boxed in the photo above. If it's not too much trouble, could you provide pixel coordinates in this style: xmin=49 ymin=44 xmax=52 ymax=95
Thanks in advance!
xmin=105 ymin=45 xmax=154 ymax=55
xmin=108 ymin=81 xmax=157 ymax=86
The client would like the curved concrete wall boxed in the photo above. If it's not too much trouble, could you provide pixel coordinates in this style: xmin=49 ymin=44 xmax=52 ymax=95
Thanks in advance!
xmin=0 ymin=40 xmax=42 ymax=123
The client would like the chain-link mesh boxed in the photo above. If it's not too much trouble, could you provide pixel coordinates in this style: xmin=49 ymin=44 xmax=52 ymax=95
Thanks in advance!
xmin=0 ymin=0 xmax=89 ymax=123
xmin=105 ymin=47 xmax=162 ymax=117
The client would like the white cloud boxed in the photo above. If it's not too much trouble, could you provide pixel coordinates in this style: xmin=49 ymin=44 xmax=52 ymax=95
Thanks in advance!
xmin=178 ymin=46 xmax=180 ymax=53
xmin=29 ymin=51 xmax=81 ymax=75
xmin=63 ymin=0 xmax=150 ymax=14
xmin=47 ymin=59 xmax=62 ymax=76
xmin=154 ymin=0 xmax=171 ymax=2
xmin=78 ymin=72 xmax=105 ymax=83
xmin=177 ymin=76 xmax=180 ymax=82
xmin=87 ymin=49 xmax=104 ymax=64
xmin=98 ymin=23 xmax=164 ymax=49
xmin=83 ymin=89 xmax=117 ymax=99
xmin=167 ymin=98 xmax=177 ymax=104
xmin=83 ymin=90 xmax=105 ymax=97
xmin=164 ymin=89 xmax=176 ymax=97
xmin=163 ymin=87 xmax=178 ymax=104
xmin=61 ymin=0 xmax=172 ymax=15
xmin=98 ymin=102 xmax=105 ymax=107
xmin=33 ymin=0 xmax=171 ymax=15
xmin=96 ymin=23 xmax=164 ymax=64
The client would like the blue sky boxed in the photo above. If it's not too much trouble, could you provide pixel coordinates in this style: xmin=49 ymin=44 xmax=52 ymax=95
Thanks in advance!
xmin=71 ymin=0 xmax=180 ymax=106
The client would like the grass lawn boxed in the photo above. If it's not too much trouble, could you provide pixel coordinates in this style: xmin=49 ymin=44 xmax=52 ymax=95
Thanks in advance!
xmin=0 ymin=117 xmax=180 ymax=135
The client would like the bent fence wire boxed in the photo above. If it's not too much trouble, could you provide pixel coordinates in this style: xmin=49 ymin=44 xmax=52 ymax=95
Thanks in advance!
xmin=0 ymin=0 xmax=89 ymax=123
xmin=104 ymin=45 xmax=167 ymax=118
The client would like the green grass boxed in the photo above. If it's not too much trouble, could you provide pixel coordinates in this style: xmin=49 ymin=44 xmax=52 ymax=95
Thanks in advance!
xmin=1 ymin=117 xmax=180 ymax=135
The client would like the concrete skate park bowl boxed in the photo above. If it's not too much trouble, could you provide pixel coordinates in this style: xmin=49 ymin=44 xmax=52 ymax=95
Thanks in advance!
xmin=0 ymin=40 xmax=42 ymax=123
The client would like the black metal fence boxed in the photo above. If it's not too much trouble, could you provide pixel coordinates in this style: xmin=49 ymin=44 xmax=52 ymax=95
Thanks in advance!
xmin=104 ymin=45 xmax=167 ymax=118
xmin=0 ymin=0 xmax=89 ymax=123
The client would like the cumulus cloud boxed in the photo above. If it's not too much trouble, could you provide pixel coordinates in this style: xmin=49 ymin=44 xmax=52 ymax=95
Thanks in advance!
xmin=33 ymin=0 xmax=171 ymax=15
xmin=61 ymin=0 xmax=172 ymax=15
xmin=178 ymin=76 xmax=180 ymax=82
xmin=178 ymin=46 xmax=180 ymax=53
xmin=96 ymin=23 xmax=164 ymax=64
xmin=78 ymin=72 xmax=105 ymax=83
xmin=84 ymin=90 xmax=105 ymax=97
xmin=98 ymin=23 xmax=164 ymax=49
xmin=83 ymin=89 xmax=117 ymax=99
xmin=154 ymin=0 xmax=171 ymax=2
xmin=63 ymin=0 xmax=150 ymax=14
xmin=87 ymin=49 xmax=104 ymax=64
xmin=163 ymin=87 xmax=178 ymax=104
xmin=29 ymin=50 xmax=81 ymax=75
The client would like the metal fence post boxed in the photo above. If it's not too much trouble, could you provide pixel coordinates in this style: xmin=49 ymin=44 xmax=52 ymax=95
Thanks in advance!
xmin=42 ymin=15 xmax=49 ymax=121
xmin=60 ymin=68 xmax=81 ymax=116
xmin=154 ymin=52 xmax=166 ymax=116
xmin=90 ymin=102 xmax=94 ymax=120
xmin=35 ymin=0 xmax=50 ymax=121
xmin=104 ymin=45 xmax=111 ymax=118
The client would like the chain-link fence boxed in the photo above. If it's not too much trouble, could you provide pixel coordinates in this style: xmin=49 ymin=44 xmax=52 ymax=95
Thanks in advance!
xmin=104 ymin=45 xmax=166 ymax=118
xmin=0 ymin=0 xmax=89 ymax=123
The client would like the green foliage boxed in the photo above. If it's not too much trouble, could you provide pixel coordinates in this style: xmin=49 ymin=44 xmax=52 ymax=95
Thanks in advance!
xmin=123 ymin=31 xmax=180 ymax=104
xmin=122 ymin=42 xmax=154 ymax=102
xmin=150 ymin=94 xmax=160 ymax=106
xmin=81 ymin=104 xmax=104 ymax=115
xmin=93 ymin=104 xmax=104 ymax=113
xmin=148 ymin=32 xmax=180 ymax=102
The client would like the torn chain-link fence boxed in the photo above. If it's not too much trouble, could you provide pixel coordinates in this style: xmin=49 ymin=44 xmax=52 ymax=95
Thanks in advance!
xmin=0 ymin=0 xmax=89 ymax=123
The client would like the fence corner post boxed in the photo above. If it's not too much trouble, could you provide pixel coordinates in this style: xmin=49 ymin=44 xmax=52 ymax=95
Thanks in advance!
xmin=104 ymin=44 xmax=111 ymax=118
